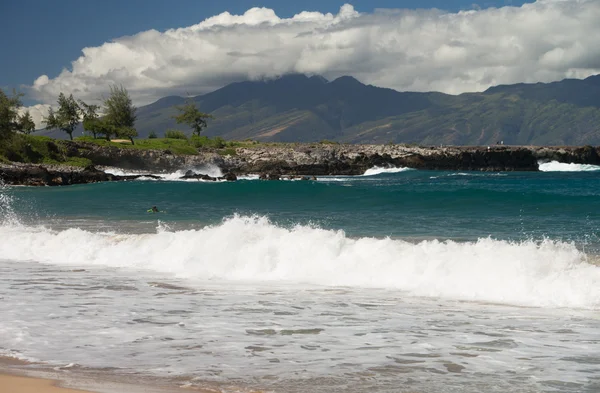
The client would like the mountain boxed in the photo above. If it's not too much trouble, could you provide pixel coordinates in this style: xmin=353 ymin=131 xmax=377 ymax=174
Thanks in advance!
xmin=133 ymin=74 xmax=446 ymax=143
xmin=42 ymin=74 xmax=600 ymax=145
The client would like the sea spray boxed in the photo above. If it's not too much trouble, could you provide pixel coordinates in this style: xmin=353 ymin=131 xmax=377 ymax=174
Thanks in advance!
xmin=362 ymin=166 xmax=412 ymax=176
xmin=0 ymin=180 xmax=20 ymax=226
xmin=0 ymin=214 xmax=598 ymax=309
xmin=538 ymin=161 xmax=600 ymax=172
xmin=103 ymin=163 xmax=224 ymax=181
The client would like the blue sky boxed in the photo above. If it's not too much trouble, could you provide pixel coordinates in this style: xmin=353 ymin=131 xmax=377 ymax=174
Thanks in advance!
xmin=1 ymin=0 xmax=533 ymax=92
xmin=3 ymin=0 xmax=597 ymax=128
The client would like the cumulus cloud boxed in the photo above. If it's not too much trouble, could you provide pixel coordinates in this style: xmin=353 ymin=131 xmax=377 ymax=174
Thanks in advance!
xmin=18 ymin=104 xmax=51 ymax=130
xmin=28 ymin=0 xmax=600 ymax=112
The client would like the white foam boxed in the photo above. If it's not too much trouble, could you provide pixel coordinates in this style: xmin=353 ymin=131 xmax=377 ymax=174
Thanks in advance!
xmin=430 ymin=172 xmax=508 ymax=179
xmin=0 ymin=181 xmax=20 ymax=226
xmin=538 ymin=161 xmax=600 ymax=172
xmin=237 ymin=174 xmax=260 ymax=181
xmin=102 ymin=164 xmax=224 ymax=182
xmin=1 ymin=216 xmax=598 ymax=309
xmin=362 ymin=166 xmax=412 ymax=176
xmin=316 ymin=177 xmax=354 ymax=182
xmin=101 ymin=167 xmax=142 ymax=176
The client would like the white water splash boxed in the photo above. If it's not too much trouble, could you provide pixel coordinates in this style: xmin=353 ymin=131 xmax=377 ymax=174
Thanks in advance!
xmin=1 ymin=215 xmax=598 ymax=309
xmin=362 ymin=166 xmax=412 ymax=176
xmin=0 ymin=180 xmax=20 ymax=226
xmin=102 ymin=164 xmax=224 ymax=182
xmin=538 ymin=161 xmax=600 ymax=172
xmin=237 ymin=174 xmax=260 ymax=180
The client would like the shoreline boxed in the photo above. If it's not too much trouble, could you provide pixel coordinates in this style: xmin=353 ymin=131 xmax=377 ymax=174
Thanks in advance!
xmin=0 ymin=357 xmax=216 ymax=393
xmin=1 ymin=142 xmax=600 ymax=186
xmin=0 ymin=374 xmax=93 ymax=393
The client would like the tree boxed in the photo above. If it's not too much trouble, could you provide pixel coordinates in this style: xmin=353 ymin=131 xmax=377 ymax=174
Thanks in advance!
xmin=0 ymin=88 xmax=30 ymax=140
xmin=93 ymin=118 xmax=117 ymax=141
xmin=44 ymin=93 xmax=80 ymax=140
xmin=103 ymin=85 xmax=138 ymax=144
xmin=18 ymin=111 xmax=35 ymax=134
xmin=172 ymin=99 xmax=213 ymax=137
xmin=117 ymin=126 xmax=137 ymax=145
xmin=78 ymin=100 xmax=101 ymax=139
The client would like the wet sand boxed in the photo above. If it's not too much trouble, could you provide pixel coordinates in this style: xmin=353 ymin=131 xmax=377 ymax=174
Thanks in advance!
xmin=0 ymin=356 xmax=215 ymax=393
xmin=0 ymin=374 xmax=92 ymax=393
xmin=0 ymin=371 xmax=218 ymax=393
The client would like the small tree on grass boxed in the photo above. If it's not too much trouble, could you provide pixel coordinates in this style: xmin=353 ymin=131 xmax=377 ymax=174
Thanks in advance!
xmin=103 ymin=85 xmax=138 ymax=144
xmin=164 ymin=129 xmax=188 ymax=140
xmin=117 ymin=126 xmax=137 ymax=145
xmin=44 ymin=93 xmax=80 ymax=140
xmin=172 ymin=99 xmax=213 ymax=137
xmin=93 ymin=118 xmax=117 ymax=141
xmin=78 ymin=100 xmax=101 ymax=139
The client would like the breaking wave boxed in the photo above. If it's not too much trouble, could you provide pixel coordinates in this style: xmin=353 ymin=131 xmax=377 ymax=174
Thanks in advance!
xmin=102 ymin=164 xmax=224 ymax=181
xmin=362 ymin=166 xmax=413 ymax=176
xmin=1 ymin=215 xmax=598 ymax=309
xmin=538 ymin=161 xmax=600 ymax=172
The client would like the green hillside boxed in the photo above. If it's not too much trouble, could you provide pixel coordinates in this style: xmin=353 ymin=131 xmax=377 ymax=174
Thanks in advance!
xmin=42 ymin=74 xmax=600 ymax=145
xmin=342 ymin=91 xmax=600 ymax=145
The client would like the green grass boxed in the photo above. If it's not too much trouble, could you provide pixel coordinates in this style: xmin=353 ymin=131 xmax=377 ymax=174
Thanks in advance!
xmin=0 ymin=134 xmax=93 ymax=167
xmin=76 ymin=136 xmax=199 ymax=155
xmin=0 ymin=134 xmax=62 ymax=163
xmin=0 ymin=133 xmax=262 ymax=168
xmin=164 ymin=129 xmax=188 ymax=140
xmin=217 ymin=148 xmax=238 ymax=156
xmin=52 ymin=157 xmax=93 ymax=167
xmin=76 ymin=135 xmax=257 ymax=155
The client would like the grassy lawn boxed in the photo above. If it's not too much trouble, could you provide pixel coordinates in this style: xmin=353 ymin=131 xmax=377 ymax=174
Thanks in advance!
xmin=75 ymin=135 xmax=263 ymax=155
xmin=75 ymin=136 xmax=199 ymax=155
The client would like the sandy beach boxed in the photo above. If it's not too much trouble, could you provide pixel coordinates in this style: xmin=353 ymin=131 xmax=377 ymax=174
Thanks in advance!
xmin=0 ymin=370 xmax=219 ymax=393
xmin=0 ymin=374 xmax=92 ymax=393
xmin=0 ymin=356 xmax=215 ymax=393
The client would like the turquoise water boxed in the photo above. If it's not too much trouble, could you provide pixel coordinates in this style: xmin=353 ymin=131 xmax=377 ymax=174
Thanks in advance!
xmin=9 ymin=170 xmax=600 ymax=245
xmin=2 ymin=167 xmax=600 ymax=393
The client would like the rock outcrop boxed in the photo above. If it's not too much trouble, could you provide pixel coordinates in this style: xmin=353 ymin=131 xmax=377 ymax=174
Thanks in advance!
xmin=63 ymin=142 xmax=554 ymax=175
xmin=179 ymin=170 xmax=237 ymax=182
xmin=222 ymin=145 xmax=541 ymax=174
xmin=62 ymin=141 xmax=224 ymax=172
xmin=531 ymin=145 xmax=600 ymax=165
xmin=0 ymin=164 xmax=159 ymax=186
xmin=3 ymin=142 xmax=600 ymax=186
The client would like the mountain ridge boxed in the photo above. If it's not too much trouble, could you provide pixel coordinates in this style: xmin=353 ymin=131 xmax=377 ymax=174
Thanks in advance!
xmin=41 ymin=73 xmax=600 ymax=145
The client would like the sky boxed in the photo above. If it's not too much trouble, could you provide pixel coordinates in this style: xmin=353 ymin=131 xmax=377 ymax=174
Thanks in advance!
xmin=2 ymin=0 xmax=598 ymax=127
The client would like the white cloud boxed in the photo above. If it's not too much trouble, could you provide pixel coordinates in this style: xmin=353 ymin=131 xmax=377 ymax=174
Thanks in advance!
xmin=28 ymin=0 xmax=600 ymax=111
xmin=18 ymin=104 xmax=51 ymax=130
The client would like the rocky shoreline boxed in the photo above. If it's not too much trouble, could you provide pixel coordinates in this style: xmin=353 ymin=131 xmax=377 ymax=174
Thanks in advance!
xmin=1 ymin=142 xmax=599 ymax=186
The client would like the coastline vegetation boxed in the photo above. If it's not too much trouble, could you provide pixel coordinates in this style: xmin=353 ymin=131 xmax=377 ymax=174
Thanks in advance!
xmin=0 ymin=85 xmax=356 ymax=167
xmin=0 ymin=134 xmax=93 ymax=167
xmin=0 ymin=84 xmax=239 ymax=165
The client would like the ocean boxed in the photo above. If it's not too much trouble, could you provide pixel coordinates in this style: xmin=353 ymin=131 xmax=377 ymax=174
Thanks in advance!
xmin=1 ymin=161 xmax=600 ymax=393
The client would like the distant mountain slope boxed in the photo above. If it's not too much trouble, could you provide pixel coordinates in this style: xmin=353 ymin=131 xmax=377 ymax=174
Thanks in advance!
xmin=342 ymin=90 xmax=600 ymax=145
xmin=134 ymin=74 xmax=446 ymax=143
xmin=41 ymin=73 xmax=600 ymax=145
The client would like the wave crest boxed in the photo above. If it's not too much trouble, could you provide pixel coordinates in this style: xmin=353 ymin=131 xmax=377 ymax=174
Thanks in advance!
xmin=538 ymin=161 xmax=600 ymax=172
xmin=362 ymin=166 xmax=412 ymax=176
xmin=1 ymin=215 xmax=599 ymax=309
